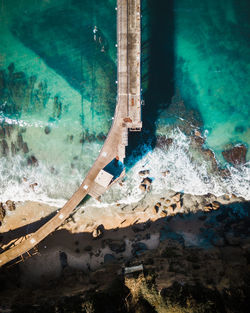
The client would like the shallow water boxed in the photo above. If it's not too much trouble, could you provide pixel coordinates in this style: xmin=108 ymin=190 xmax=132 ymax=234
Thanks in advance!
xmin=0 ymin=0 xmax=249 ymax=204
xmin=172 ymin=0 xmax=250 ymax=163
xmin=0 ymin=0 xmax=116 ymax=202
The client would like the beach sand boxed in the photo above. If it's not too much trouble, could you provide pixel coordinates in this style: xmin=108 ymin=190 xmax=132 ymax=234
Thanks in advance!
xmin=0 ymin=188 xmax=246 ymax=285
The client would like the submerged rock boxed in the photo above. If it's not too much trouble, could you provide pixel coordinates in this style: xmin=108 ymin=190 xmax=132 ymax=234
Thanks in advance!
xmin=96 ymin=132 xmax=106 ymax=141
xmin=192 ymin=135 xmax=205 ymax=146
xmin=156 ymin=136 xmax=173 ymax=149
xmin=17 ymin=134 xmax=24 ymax=150
xmin=11 ymin=142 xmax=16 ymax=156
xmin=27 ymin=155 xmax=39 ymax=167
xmin=4 ymin=124 xmax=13 ymax=137
xmin=0 ymin=126 xmax=5 ymax=138
xmin=22 ymin=142 xmax=29 ymax=154
xmin=44 ymin=126 xmax=51 ymax=134
xmin=1 ymin=139 xmax=9 ymax=156
xmin=222 ymin=144 xmax=247 ymax=165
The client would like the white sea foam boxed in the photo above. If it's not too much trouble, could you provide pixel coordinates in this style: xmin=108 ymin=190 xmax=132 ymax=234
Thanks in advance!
xmin=0 ymin=155 xmax=82 ymax=207
xmin=0 ymin=129 xmax=249 ymax=207
xmin=102 ymin=129 xmax=250 ymax=203
xmin=0 ymin=114 xmax=46 ymax=128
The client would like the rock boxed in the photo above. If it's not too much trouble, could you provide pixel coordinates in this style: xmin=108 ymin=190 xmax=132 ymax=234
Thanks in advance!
xmin=160 ymin=210 xmax=168 ymax=217
xmin=159 ymin=228 xmax=184 ymax=245
xmin=17 ymin=134 xmax=24 ymax=149
xmin=29 ymin=183 xmax=38 ymax=191
xmin=96 ymin=132 xmax=106 ymax=141
xmin=211 ymin=201 xmax=220 ymax=210
xmin=84 ymin=245 xmax=92 ymax=252
xmin=0 ymin=203 xmax=6 ymax=225
xmin=4 ymin=124 xmax=12 ymax=137
xmin=167 ymin=206 xmax=175 ymax=215
xmin=194 ymin=130 xmax=202 ymax=137
xmin=219 ymin=168 xmax=231 ymax=177
xmin=44 ymin=126 xmax=51 ymax=134
xmin=131 ymin=242 xmax=148 ymax=256
xmin=203 ymin=204 xmax=212 ymax=212
xmin=203 ymin=149 xmax=218 ymax=168
xmin=156 ymin=136 xmax=173 ymax=149
xmin=6 ymin=200 xmax=16 ymax=211
xmin=11 ymin=142 xmax=16 ymax=156
xmin=211 ymin=235 xmax=225 ymax=247
xmin=141 ymin=177 xmax=152 ymax=186
xmin=107 ymin=239 xmax=126 ymax=253
xmin=0 ymin=126 xmax=5 ymax=138
xmin=154 ymin=202 xmax=161 ymax=213
xmin=1 ymin=139 xmax=9 ymax=156
xmin=176 ymin=201 xmax=182 ymax=210
xmin=172 ymin=192 xmax=181 ymax=202
xmin=162 ymin=170 xmax=170 ymax=176
xmin=222 ymin=144 xmax=247 ymax=165
xmin=92 ymin=224 xmax=104 ymax=239
xmin=193 ymin=136 xmax=205 ymax=146
xmin=224 ymin=232 xmax=241 ymax=246
xmin=104 ymin=254 xmax=116 ymax=264
xmin=223 ymin=194 xmax=231 ymax=201
xmin=59 ymin=251 xmax=68 ymax=269
xmin=139 ymin=184 xmax=147 ymax=192
xmin=170 ymin=203 xmax=177 ymax=211
xmin=132 ymin=220 xmax=151 ymax=233
xmin=138 ymin=170 xmax=150 ymax=176
xmin=27 ymin=155 xmax=39 ymax=167
xmin=140 ymin=177 xmax=152 ymax=192
xmin=165 ymin=199 xmax=171 ymax=205
xmin=8 ymin=62 xmax=15 ymax=73
xmin=22 ymin=142 xmax=29 ymax=154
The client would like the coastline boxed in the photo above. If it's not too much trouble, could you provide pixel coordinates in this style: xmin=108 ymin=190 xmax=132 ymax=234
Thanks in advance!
xmin=0 ymin=188 xmax=246 ymax=274
xmin=0 ymin=190 xmax=249 ymax=312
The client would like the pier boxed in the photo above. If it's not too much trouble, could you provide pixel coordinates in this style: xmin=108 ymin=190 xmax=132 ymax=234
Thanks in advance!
xmin=0 ymin=0 xmax=142 ymax=267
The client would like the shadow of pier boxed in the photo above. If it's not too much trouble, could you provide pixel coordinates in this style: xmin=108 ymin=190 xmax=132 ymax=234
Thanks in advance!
xmin=126 ymin=0 xmax=175 ymax=167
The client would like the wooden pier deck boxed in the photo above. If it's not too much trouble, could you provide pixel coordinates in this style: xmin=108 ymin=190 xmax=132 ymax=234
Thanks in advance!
xmin=0 ymin=0 xmax=142 ymax=267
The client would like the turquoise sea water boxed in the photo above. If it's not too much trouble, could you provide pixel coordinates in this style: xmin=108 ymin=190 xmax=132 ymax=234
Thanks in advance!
xmin=0 ymin=0 xmax=117 ymax=202
xmin=173 ymin=0 xmax=250 ymax=163
xmin=0 ymin=0 xmax=249 ymax=203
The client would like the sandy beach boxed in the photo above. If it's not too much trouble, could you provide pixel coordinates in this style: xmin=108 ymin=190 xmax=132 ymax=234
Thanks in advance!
xmin=0 ymin=184 xmax=246 ymax=287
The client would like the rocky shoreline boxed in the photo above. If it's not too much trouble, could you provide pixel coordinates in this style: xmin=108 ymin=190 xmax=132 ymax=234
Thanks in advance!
xmin=0 ymin=105 xmax=249 ymax=312
xmin=0 ymin=195 xmax=249 ymax=313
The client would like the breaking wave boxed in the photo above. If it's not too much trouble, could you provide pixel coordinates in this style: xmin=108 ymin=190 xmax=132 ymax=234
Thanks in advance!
xmin=0 ymin=129 xmax=249 ymax=207
xmin=102 ymin=129 xmax=250 ymax=203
